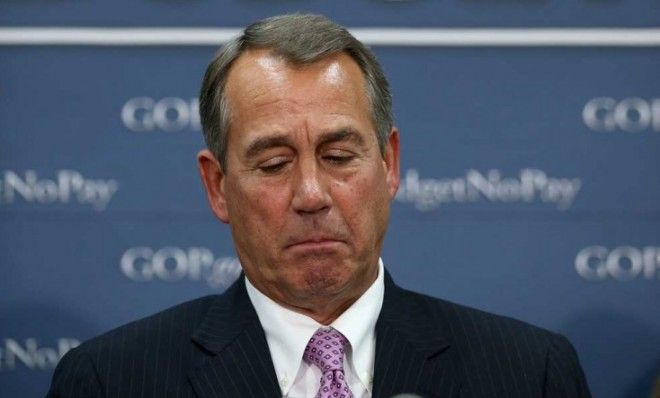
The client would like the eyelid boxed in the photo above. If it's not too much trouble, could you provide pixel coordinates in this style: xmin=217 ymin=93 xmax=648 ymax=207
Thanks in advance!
xmin=255 ymin=154 xmax=292 ymax=173
xmin=323 ymin=147 xmax=358 ymax=158
xmin=323 ymin=145 xmax=355 ymax=154
xmin=260 ymin=155 xmax=290 ymax=166
xmin=322 ymin=148 xmax=358 ymax=166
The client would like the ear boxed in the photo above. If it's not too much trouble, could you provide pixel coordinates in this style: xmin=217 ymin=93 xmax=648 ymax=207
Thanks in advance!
xmin=383 ymin=128 xmax=401 ymax=199
xmin=197 ymin=149 xmax=230 ymax=223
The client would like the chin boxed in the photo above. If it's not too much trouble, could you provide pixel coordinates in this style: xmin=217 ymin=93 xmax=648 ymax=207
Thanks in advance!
xmin=298 ymin=262 xmax=354 ymax=295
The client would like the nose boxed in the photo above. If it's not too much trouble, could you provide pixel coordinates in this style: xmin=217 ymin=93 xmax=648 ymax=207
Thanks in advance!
xmin=291 ymin=158 xmax=332 ymax=214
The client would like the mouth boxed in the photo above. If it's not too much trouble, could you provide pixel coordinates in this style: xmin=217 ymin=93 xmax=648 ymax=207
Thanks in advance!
xmin=285 ymin=237 xmax=345 ymax=251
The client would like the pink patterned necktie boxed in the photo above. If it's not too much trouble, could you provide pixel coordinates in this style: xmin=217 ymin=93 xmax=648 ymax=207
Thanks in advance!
xmin=304 ymin=327 xmax=355 ymax=398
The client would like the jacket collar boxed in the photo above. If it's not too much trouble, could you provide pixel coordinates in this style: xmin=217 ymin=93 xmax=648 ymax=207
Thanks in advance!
xmin=372 ymin=271 xmax=459 ymax=397
xmin=188 ymin=270 xmax=459 ymax=397
xmin=190 ymin=274 xmax=259 ymax=354
xmin=188 ymin=275 xmax=282 ymax=397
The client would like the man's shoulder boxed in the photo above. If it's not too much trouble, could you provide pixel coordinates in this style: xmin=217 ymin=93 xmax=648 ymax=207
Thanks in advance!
xmin=390 ymin=287 xmax=591 ymax=396
xmin=384 ymin=288 xmax=589 ymax=397
xmin=48 ymin=295 xmax=223 ymax=397
xmin=397 ymin=286 xmax=571 ymax=355
xmin=74 ymin=294 xmax=218 ymax=355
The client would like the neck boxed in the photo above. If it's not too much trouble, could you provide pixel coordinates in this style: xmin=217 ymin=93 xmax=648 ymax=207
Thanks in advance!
xmin=247 ymin=263 xmax=379 ymax=325
xmin=289 ymin=295 xmax=359 ymax=325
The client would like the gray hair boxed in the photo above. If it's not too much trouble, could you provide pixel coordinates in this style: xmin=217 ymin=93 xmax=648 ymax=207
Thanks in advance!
xmin=199 ymin=13 xmax=393 ymax=169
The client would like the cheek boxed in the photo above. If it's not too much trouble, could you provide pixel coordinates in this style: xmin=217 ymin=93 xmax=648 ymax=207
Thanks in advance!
xmin=335 ymin=175 xmax=383 ymax=231
xmin=358 ymin=171 xmax=391 ymax=221
xmin=228 ymin=180 xmax=288 ymax=230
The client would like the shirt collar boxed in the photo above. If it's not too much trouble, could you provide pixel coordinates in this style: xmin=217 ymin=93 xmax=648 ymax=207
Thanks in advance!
xmin=245 ymin=259 xmax=385 ymax=395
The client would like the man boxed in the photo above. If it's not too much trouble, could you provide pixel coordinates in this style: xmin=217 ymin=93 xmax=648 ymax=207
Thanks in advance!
xmin=48 ymin=14 xmax=591 ymax=397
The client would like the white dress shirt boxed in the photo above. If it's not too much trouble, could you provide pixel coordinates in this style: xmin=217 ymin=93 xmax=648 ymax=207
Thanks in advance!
xmin=245 ymin=259 xmax=385 ymax=398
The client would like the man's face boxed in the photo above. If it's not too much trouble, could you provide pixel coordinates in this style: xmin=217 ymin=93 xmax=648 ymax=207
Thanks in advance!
xmin=198 ymin=49 xmax=399 ymax=319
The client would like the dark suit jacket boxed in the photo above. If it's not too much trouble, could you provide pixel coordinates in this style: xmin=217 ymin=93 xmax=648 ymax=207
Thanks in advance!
xmin=47 ymin=272 xmax=591 ymax=397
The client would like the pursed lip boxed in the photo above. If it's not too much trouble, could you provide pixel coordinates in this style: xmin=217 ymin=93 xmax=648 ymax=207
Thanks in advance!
xmin=285 ymin=236 xmax=345 ymax=250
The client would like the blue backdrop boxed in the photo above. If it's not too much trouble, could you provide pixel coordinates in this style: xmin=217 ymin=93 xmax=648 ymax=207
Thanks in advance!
xmin=1 ymin=1 xmax=659 ymax=397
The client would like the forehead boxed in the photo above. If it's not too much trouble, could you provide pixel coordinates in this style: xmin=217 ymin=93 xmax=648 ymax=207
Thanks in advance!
xmin=226 ymin=48 xmax=367 ymax=96
xmin=223 ymin=49 xmax=372 ymax=135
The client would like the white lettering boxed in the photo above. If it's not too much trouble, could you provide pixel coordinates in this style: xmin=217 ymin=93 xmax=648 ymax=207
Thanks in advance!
xmin=152 ymin=247 xmax=189 ymax=281
xmin=607 ymin=246 xmax=644 ymax=280
xmin=1 ymin=170 xmax=118 ymax=211
xmin=120 ymin=247 xmax=241 ymax=288
xmin=643 ymin=247 xmax=660 ymax=279
xmin=575 ymin=246 xmax=609 ymax=280
xmin=120 ymin=247 xmax=155 ymax=280
xmin=0 ymin=338 xmax=79 ymax=371
xmin=395 ymin=168 xmax=581 ymax=211
xmin=615 ymin=98 xmax=651 ymax=132
xmin=583 ymin=97 xmax=660 ymax=132
xmin=121 ymin=97 xmax=200 ymax=132
xmin=575 ymin=246 xmax=660 ymax=281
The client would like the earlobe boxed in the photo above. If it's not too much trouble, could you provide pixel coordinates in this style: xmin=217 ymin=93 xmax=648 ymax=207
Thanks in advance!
xmin=384 ymin=129 xmax=401 ymax=199
xmin=197 ymin=149 xmax=230 ymax=223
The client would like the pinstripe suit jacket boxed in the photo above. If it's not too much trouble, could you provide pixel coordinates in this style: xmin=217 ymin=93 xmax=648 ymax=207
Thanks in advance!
xmin=47 ymin=271 xmax=591 ymax=397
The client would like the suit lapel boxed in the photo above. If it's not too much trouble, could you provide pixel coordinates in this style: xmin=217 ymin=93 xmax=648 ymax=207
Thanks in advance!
xmin=188 ymin=276 xmax=281 ymax=398
xmin=372 ymin=272 xmax=460 ymax=398
xmin=186 ymin=271 xmax=460 ymax=397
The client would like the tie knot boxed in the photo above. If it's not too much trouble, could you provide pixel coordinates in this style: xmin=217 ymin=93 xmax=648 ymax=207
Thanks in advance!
xmin=304 ymin=327 xmax=349 ymax=372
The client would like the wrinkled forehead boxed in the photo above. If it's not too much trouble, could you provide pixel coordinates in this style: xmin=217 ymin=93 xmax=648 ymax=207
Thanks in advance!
xmin=224 ymin=49 xmax=372 ymax=128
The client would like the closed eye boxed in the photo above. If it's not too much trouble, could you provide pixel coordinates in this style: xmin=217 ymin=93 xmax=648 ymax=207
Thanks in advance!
xmin=258 ymin=157 xmax=291 ymax=174
xmin=323 ymin=149 xmax=356 ymax=165
xmin=324 ymin=155 xmax=354 ymax=164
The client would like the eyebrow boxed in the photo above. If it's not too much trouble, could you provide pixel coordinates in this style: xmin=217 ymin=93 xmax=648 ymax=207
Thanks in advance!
xmin=317 ymin=129 xmax=366 ymax=149
xmin=244 ymin=135 xmax=292 ymax=159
